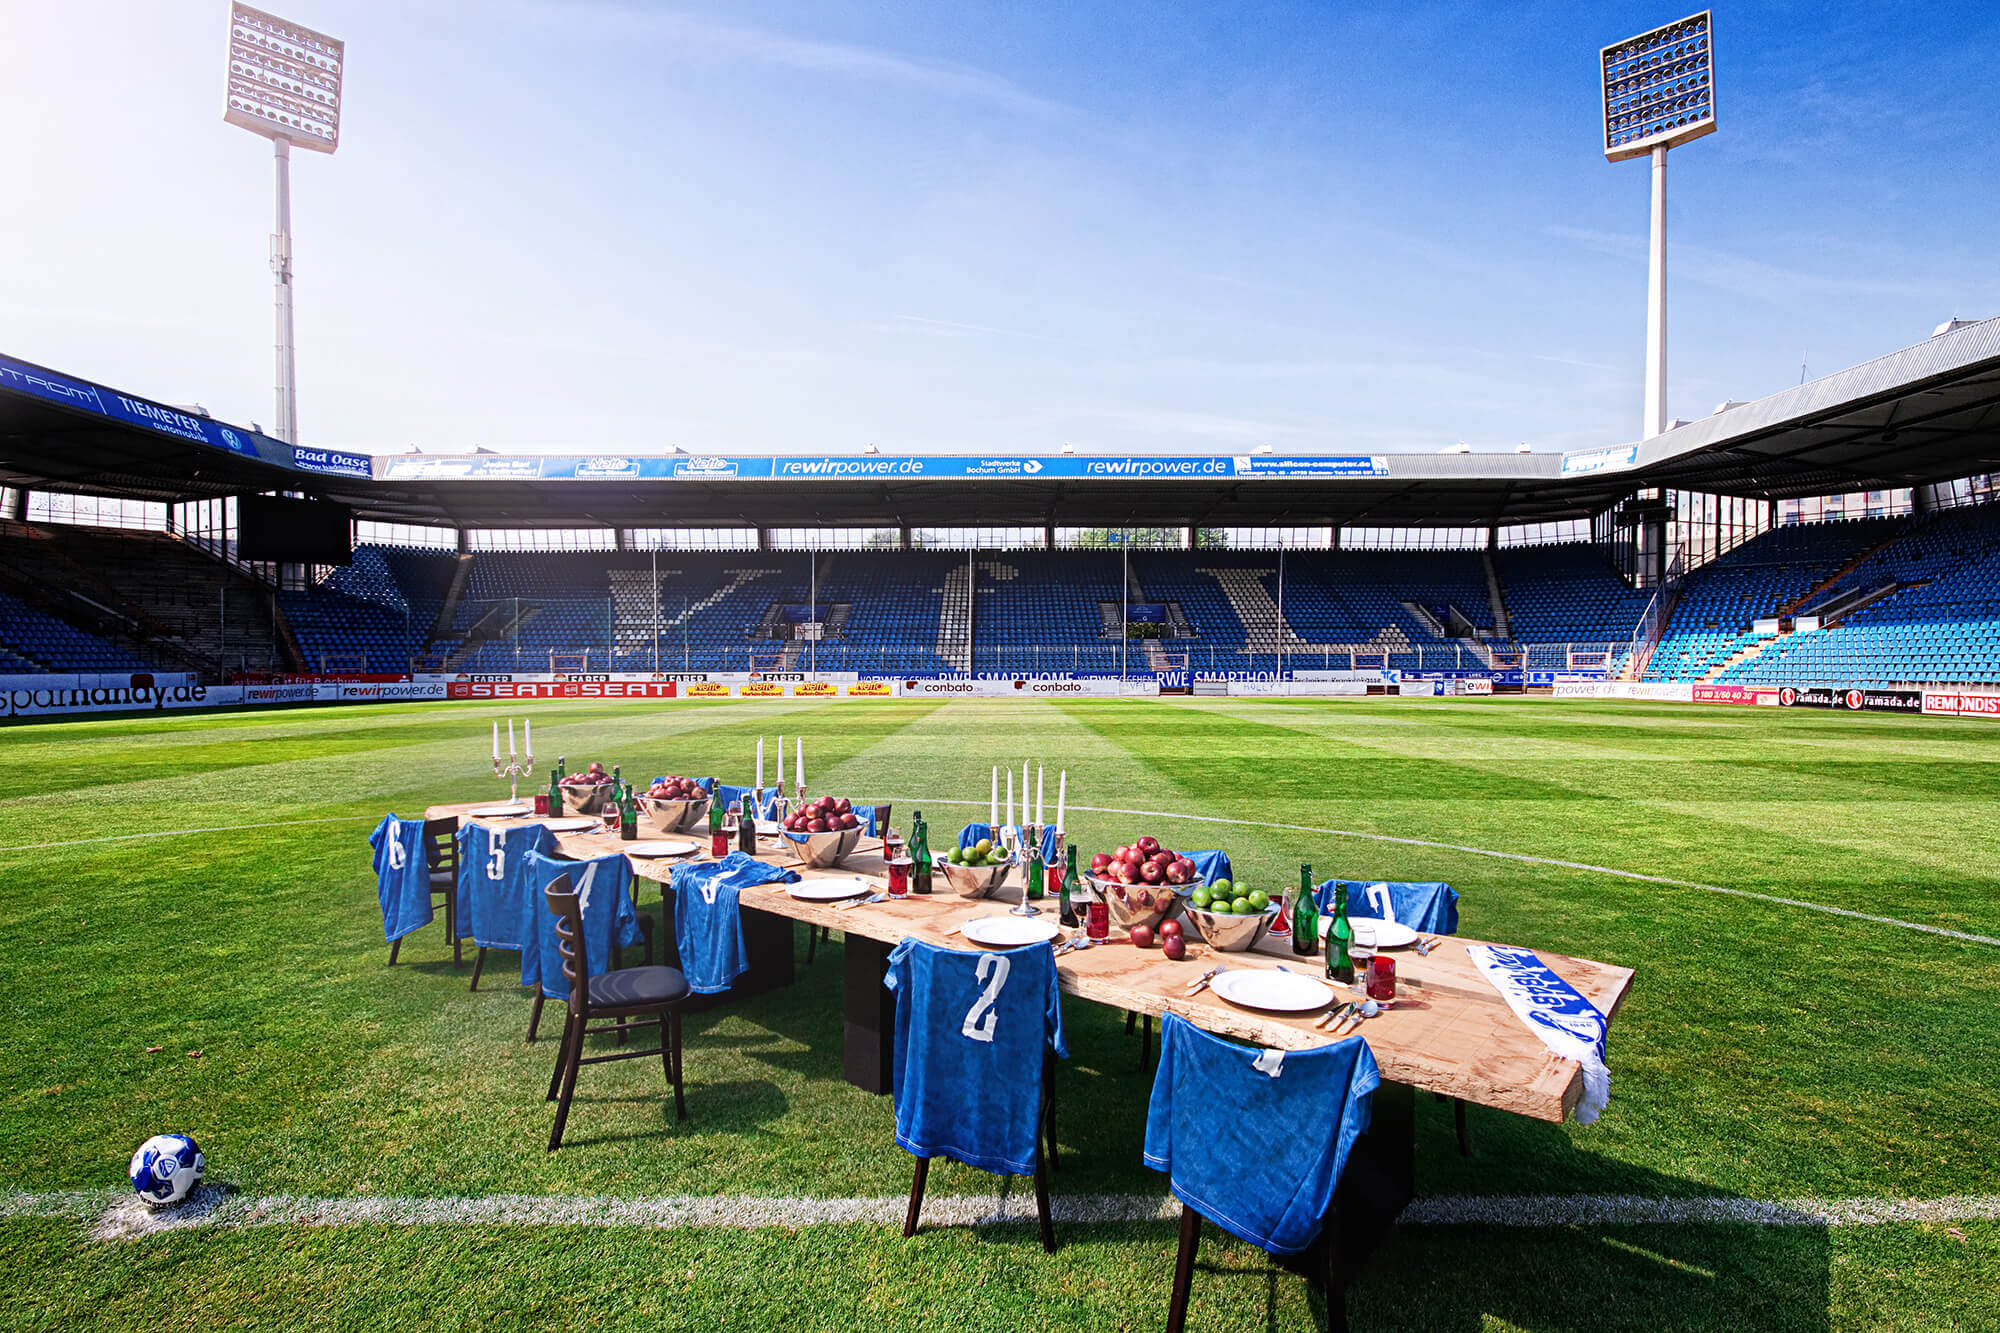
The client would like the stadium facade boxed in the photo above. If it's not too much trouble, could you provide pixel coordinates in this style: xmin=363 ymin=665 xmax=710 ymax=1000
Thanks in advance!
xmin=1 ymin=317 xmax=1996 ymax=719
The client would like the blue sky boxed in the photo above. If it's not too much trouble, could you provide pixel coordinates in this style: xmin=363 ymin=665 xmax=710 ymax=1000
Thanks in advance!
xmin=2 ymin=1 xmax=1995 ymax=456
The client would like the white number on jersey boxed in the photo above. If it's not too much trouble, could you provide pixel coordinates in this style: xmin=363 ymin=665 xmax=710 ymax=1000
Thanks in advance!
xmin=959 ymin=953 xmax=1012 ymax=1044
xmin=386 ymin=832 xmax=407 ymax=871
xmin=486 ymin=829 xmax=508 ymax=881
xmin=574 ymin=861 xmax=598 ymax=916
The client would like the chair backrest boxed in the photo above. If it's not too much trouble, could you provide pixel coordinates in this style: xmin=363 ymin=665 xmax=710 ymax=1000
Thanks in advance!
xmin=883 ymin=937 xmax=1067 ymax=1177
xmin=423 ymin=816 xmax=459 ymax=874
xmin=541 ymin=873 xmax=586 ymax=1008
xmin=1143 ymin=1012 xmax=1379 ymax=1256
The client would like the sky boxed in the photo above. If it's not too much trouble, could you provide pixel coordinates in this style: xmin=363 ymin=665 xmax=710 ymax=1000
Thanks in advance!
xmin=2 ymin=1 xmax=1996 ymax=458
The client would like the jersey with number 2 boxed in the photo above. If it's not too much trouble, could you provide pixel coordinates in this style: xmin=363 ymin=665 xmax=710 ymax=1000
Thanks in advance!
xmin=884 ymin=938 xmax=1066 ymax=1177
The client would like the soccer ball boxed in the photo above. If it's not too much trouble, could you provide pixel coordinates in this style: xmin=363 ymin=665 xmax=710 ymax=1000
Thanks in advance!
xmin=128 ymin=1134 xmax=205 ymax=1208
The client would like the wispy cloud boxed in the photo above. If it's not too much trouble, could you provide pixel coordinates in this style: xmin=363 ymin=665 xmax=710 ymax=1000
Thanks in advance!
xmin=882 ymin=314 xmax=1059 ymax=341
xmin=569 ymin=5 xmax=1065 ymax=117
xmin=1544 ymin=224 xmax=1926 ymax=303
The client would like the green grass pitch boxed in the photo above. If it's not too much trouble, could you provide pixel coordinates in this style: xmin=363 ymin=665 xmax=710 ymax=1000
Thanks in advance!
xmin=2 ymin=696 xmax=1996 ymax=1331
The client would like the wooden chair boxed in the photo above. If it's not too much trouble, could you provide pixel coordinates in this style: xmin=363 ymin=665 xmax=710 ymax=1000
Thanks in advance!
xmin=542 ymin=873 xmax=693 ymax=1152
xmin=905 ymin=1056 xmax=1059 ymax=1253
xmin=1168 ymin=1205 xmax=1346 ymax=1333
xmin=388 ymin=816 xmax=462 ymax=967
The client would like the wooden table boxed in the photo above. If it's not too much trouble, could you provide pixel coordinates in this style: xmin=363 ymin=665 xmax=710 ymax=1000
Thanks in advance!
xmin=433 ymin=801 xmax=1634 ymax=1245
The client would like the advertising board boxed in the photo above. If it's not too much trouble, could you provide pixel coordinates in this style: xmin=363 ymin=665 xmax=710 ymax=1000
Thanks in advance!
xmin=1923 ymin=691 xmax=2000 ymax=718
xmin=445 ymin=681 xmax=674 ymax=701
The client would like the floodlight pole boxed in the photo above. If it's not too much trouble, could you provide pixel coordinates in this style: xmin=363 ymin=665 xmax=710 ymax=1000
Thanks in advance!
xmin=1644 ymin=145 xmax=1668 ymax=439
xmin=272 ymin=137 xmax=299 ymax=445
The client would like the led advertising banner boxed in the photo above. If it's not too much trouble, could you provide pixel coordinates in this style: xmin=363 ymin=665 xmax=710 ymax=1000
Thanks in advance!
xmin=0 ymin=354 xmax=266 ymax=459
xmin=378 ymin=453 xmax=1392 ymax=483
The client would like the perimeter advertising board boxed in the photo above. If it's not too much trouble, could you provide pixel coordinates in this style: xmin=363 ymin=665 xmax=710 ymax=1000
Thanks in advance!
xmin=447 ymin=680 xmax=677 ymax=700
xmin=1923 ymin=691 xmax=2000 ymax=718
xmin=1777 ymin=685 xmax=1923 ymax=714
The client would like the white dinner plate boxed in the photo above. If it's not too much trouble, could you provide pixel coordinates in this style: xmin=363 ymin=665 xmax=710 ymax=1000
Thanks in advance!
xmin=959 ymin=916 xmax=1063 ymax=948
xmin=539 ymin=816 xmax=602 ymax=833
xmin=1210 ymin=968 xmax=1336 ymax=1013
xmin=469 ymin=803 xmax=533 ymax=818
xmin=1342 ymin=917 xmax=1419 ymax=949
xmin=787 ymin=875 xmax=878 ymax=902
xmin=623 ymin=839 xmax=699 ymax=858
xmin=755 ymin=819 xmax=787 ymax=835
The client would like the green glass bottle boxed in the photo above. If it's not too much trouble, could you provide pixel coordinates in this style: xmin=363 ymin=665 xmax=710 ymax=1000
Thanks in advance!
xmin=620 ymin=780 xmax=638 ymax=841
xmin=1025 ymin=829 xmax=1044 ymax=903
xmin=1058 ymin=844 xmax=1080 ymax=926
xmin=911 ymin=811 xmax=933 ymax=894
xmin=1326 ymin=881 xmax=1355 ymax=985
xmin=548 ymin=764 xmax=564 ymax=816
xmin=1291 ymin=863 xmax=1319 ymax=958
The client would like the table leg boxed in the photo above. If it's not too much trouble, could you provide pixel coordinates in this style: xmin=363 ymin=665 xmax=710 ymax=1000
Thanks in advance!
xmin=1330 ymin=1080 xmax=1414 ymax=1266
xmin=736 ymin=904 xmax=796 ymax=998
xmin=842 ymin=933 xmax=895 ymax=1094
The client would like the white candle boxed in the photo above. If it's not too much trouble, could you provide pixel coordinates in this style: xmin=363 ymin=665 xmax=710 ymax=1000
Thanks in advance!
xmin=492 ymin=721 xmax=499 ymax=762
xmin=756 ymin=737 xmax=765 ymax=791
xmin=524 ymin=718 xmax=532 ymax=757
xmin=1056 ymin=770 xmax=1066 ymax=832
xmin=1022 ymin=762 xmax=1030 ymax=825
xmin=1006 ymin=768 xmax=1014 ymax=827
xmin=1036 ymin=766 xmax=1044 ymax=826
xmin=508 ymin=718 xmax=516 ymax=757
xmin=796 ymin=737 xmax=804 ymax=791
xmin=990 ymin=766 xmax=999 ymax=826
xmin=777 ymin=734 xmax=785 ymax=788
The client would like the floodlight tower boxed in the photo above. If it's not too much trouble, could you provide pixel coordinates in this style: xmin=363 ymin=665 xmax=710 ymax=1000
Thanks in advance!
xmin=223 ymin=4 xmax=344 ymax=445
xmin=1602 ymin=11 xmax=1716 ymax=439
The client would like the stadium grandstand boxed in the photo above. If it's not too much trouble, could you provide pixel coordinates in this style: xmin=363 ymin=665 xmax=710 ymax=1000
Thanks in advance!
xmin=2 ymin=315 xmax=1998 ymax=700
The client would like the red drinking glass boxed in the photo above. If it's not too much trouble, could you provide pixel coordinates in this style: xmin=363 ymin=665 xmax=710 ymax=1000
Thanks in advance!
xmin=1367 ymin=955 xmax=1396 ymax=1001
xmin=1086 ymin=899 xmax=1109 ymax=940
xmin=710 ymin=824 xmax=732 ymax=858
xmin=533 ymin=794 xmax=550 ymax=815
xmin=887 ymin=856 xmax=912 ymax=897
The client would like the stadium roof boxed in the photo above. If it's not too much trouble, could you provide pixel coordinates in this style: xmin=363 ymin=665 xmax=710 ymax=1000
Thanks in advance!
xmin=3 ymin=317 xmax=1997 ymax=530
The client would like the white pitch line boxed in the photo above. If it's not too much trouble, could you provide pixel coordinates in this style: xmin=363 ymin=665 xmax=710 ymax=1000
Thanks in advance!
xmin=888 ymin=798 xmax=2000 ymax=949
xmin=18 ymin=1189 xmax=1997 ymax=1241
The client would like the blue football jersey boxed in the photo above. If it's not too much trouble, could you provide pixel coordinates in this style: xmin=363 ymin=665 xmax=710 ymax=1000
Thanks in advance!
xmin=455 ymin=822 xmax=556 ymax=951
xmin=1315 ymin=879 xmax=1459 ymax=935
xmin=884 ymin=938 xmax=1067 ymax=1177
xmin=1142 ymin=1013 xmax=1379 ymax=1255
xmin=369 ymin=814 xmax=432 ymax=942
xmin=522 ymin=850 xmax=641 ymax=996
xmin=668 ymin=853 xmax=799 ymax=994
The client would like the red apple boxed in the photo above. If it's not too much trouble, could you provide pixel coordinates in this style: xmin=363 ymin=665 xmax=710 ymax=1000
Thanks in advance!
xmin=1113 ymin=845 xmax=1133 ymax=864
xmin=1130 ymin=923 xmax=1155 ymax=949
xmin=1163 ymin=861 xmax=1191 ymax=885
xmin=1090 ymin=853 xmax=1113 ymax=874
xmin=1162 ymin=934 xmax=1187 ymax=961
xmin=809 ymin=818 xmax=828 ymax=833
xmin=1136 ymin=836 xmax=1161 ymax=856
xmin=1158 ymin=919 xmax=1183 ymax=939
xmin=1113 ymin=862 xmax=1137 ymax=885
xmin=1140 ymin=861 xmax=1165 ymax=885
xmin=1120 ymin=847 xmax=1144 ymax=867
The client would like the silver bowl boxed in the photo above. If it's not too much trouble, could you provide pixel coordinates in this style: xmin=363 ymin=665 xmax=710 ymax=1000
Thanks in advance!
xmin=1088 ymin=875 xmax=1185 ymax=933
xmin=782 ymin=824 xmax=865 ymax=869
xmin=637 ymin=793 xmax=711 ymax=832
xmin=1181 ymin=902 xmax=1281 ymax=952
xmin=936 ymin=856 xmax=1015 ymax=900
xmin=559 ymin=782 xmax=616 ymax=815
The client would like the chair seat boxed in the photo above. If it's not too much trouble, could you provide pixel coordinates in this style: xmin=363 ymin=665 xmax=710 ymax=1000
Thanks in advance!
xmin=428 ymin=869 xmax=454 ymax=891
xmin=588 ymin=964 xmax=691 ymax=1008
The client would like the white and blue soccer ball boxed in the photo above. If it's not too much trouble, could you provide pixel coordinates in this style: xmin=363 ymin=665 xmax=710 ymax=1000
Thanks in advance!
xmin=128 ymin=1134 xmax=205 ymax=1208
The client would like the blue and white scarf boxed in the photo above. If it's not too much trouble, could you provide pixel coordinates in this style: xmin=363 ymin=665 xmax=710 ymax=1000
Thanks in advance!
xmin=1466 ymin=944 xmax=1610 ymax=1125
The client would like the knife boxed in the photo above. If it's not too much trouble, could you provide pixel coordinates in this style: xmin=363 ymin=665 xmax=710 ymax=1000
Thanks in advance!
xmin=835 ymin=892 xmax=888 ymax=911
xmin=1183 ymin=966 xmax=1221 ymax=997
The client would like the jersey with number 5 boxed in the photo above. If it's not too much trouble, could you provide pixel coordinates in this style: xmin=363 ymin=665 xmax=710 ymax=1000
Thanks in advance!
xmin=884 ymin=938 xmax=1066 ymax=1177
xmin=455 ymin=821 xmax=556 ymax=950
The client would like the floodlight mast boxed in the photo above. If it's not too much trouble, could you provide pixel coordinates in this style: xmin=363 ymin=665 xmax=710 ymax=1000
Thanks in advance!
xmin=223 ymin=3 xmax=343 ymax=446
xmin=1602 ymin=11 xmax=1715 ymax=440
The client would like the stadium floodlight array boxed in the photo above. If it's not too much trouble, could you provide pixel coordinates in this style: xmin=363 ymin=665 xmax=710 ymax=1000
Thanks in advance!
xmin=222 ymin=4 xmax=345 ymax=447
xmin=1601 ymin=11 xmax=1715 ymax=442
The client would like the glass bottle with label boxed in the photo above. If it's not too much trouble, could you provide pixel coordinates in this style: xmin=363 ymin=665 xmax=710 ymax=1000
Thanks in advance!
xmin=911 ymin=812 xmax=933 ymax=894
xmin=1325 ymin=881 xmax=1355 ymax=985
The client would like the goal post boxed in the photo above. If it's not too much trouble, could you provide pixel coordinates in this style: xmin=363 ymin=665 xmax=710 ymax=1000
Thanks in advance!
xmin=549 ymin=649 xmax=591 ymax=674
xmin=1489 ymin=648 xmax=1524 ymax=670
